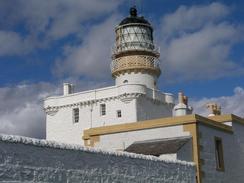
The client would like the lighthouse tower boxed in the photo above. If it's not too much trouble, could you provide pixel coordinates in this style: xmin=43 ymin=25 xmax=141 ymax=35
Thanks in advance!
xmin=111 ymin=7 xmax=160 ymax=89
xmin=44 ymin=6 xmax=175 ymax=145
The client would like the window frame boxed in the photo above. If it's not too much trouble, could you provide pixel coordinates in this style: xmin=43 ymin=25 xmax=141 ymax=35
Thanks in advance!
xmin=214 ymin=136 xmax=225 ymax=171
xmin=100 ymin=104 xmax=106 ymax=116
xmin=117 ymin=110 xmax=122 ymax=118
xmin=73 ymin=108 xmax=79 ymax=124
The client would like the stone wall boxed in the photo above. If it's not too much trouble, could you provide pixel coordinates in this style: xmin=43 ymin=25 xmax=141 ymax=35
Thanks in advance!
xmin=198 ymin=124 xmax=232 ymax=183
xmin=0 ymin=134 xmax=195 ymax=183
xmin=198 ymin=123 xmax=244 ymax=183
xmin=225 ymin=122 xmax=244 ymax=182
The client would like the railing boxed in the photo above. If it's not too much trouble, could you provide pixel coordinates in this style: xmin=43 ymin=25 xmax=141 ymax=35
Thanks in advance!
xmin=111 ymin=55 xmax=161 ymax=74
xmin=111 ymin=42 xmax=160 ymax=56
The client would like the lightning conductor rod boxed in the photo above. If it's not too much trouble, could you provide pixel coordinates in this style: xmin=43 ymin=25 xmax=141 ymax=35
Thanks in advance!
xmin=133 ymin=0 xmax=143 ymax=14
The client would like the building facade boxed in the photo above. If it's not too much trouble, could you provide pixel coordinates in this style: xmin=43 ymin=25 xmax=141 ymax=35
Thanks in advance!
xmin=83 ymin=114 xmax=244 ymax=183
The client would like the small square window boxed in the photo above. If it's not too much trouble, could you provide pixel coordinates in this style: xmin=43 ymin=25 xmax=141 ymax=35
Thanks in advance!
xmin=117 ymin=110 xmax=122 ymax=118
xmin=215 ymin=137 xmax=225 ymax=171
xmin=73 ymin=108 xmax=79 ymax=123
xmin=100 ymin=104 xmax=106 ymax=116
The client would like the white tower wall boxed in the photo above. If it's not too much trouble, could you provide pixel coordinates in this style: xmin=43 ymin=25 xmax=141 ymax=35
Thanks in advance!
xmin=115 ymin=72 xmax=157 ymax=89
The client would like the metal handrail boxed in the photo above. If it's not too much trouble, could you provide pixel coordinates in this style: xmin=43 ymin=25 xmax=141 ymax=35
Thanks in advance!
xmin=111 ymin=43 xmax=160 ymax=56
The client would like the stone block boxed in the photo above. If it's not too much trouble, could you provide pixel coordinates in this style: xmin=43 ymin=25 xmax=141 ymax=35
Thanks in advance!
xmin=34 ymin=169 xmax=67 ymax=183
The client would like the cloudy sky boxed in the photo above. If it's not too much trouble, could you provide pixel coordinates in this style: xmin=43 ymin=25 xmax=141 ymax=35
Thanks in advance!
xmin=0 ymin=0 xmax=243 ymax=139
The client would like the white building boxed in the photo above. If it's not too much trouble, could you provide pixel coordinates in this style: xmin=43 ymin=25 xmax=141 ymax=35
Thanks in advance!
xmin=44 ymin=7 xmax=175 ymax=145
xmin=44 ymin=7 xmax=244 ymax=183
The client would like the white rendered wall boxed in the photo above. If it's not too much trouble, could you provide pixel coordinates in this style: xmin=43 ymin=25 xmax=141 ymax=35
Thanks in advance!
xmin=46 ymin=98 xmax=137 ymax=145
xmin=115 ymin=72 xmax=157 ymax=89
xmin=198 ymin=123 xmax=244 ymax=183
xmin=136 ymin=95 xmax=173 ymax=121
xmin=0 ymin=134 xmax=196 ymax=183
xmin=159 ymin=141 xmax=193 ymax=162
xmin=44 ymin=84 xmax=173 ymax=108
xmin=45 ymin=84 xmax=174 ymax=145
xmin=159 ymin=153 xmax=177 ymax=160
xmin=96 ymin=125 xmax=190 ymax=151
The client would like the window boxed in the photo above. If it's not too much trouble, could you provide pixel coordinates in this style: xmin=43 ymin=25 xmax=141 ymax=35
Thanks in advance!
xmin=73 ymin=108 xmax=79 ymax=123
xmin=215 ymin=137 xmax=225 ymax=171
xmin=100 ymin=104 xmax=106 ymax=116
xmin=117 ymin=110 xmax=122 ymax=118
xmin=123 ymin=80 xmax=128 ymax=84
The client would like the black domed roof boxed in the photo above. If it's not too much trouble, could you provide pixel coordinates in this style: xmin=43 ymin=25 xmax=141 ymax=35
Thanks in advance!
xmin=119 ymin=7 xmax=151 ymax=26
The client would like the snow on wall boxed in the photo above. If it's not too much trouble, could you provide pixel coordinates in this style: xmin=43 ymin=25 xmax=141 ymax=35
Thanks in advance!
xmin=0 ymin=134 xmax=196 ymax=183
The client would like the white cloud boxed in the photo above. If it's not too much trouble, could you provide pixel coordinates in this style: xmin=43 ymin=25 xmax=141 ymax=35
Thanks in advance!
xmin=0 ymin=80 xmax=109 ymax=138
xmin=190 ymin=87 xmax=244 ymax=117
xmin=0 ymin=0 xmax=123 ymax=56
xmin=54 ymin=14 xmax=121 ymax=79
xmin=159 ymin=2 xmax=244 ymax=83
xmin=0 ymin=103 xmax=45 ymax=138
xmin=0 ymin=31 xmax=32 ymax=56
xmin=161 ymin=2 xmax=230 ymax=39
xmin=0 ymin=83 xmax=60 ymax=138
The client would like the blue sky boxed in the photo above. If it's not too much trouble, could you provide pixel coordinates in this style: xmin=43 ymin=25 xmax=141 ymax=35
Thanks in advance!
xmin=0 ymin=0 xmax=243 ymax=138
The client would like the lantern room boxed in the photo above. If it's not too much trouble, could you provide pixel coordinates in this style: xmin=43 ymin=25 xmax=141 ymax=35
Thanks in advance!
xmin=111 ymin=7 xmax=161 ymax=89
xmin=115 ymin=7 xmax=154 ymax=53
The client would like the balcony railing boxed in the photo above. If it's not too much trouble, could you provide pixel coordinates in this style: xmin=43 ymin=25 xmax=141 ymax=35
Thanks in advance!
xmin=112 ymin=42 xmax=160 ymax=56
xmin=111 ymin=55 xmax=161 ymax=75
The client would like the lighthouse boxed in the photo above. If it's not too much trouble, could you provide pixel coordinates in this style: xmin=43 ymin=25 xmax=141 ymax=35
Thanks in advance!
xmin=44 ymin=7 xmax=174 ymax=145
xmin=111 ymin=7 xmax=160 ymax=89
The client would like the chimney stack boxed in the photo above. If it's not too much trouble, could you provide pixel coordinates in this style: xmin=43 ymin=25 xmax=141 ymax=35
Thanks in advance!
xmin=173 ymin=91 xmax=193 ymax=116
xmin=206 ymin=103 xmax=221 ymax=117
xmin=63 ymin=83 xmax=74 ymax=96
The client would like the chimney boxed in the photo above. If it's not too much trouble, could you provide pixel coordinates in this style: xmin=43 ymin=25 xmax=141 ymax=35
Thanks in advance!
xmin=183 ymin=96 xmax=188 ymax=105
xmin=206 ymin=103 xmax=221 ymax=117
xmin=178 ymin=92 xmax=184 ymax=104
xmin=173 ymin=91 xmax=193 ymax=116
xmin=63 ymin=83 xmax=74 ymax=96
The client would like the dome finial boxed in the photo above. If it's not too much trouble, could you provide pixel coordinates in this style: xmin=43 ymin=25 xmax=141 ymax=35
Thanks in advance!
xmin=130 ymin=6 xmax=137 ymax=17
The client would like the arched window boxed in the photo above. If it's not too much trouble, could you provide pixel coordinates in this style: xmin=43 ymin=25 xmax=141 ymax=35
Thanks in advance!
xmin=123 ymin=80 xmax=128 ymax=83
